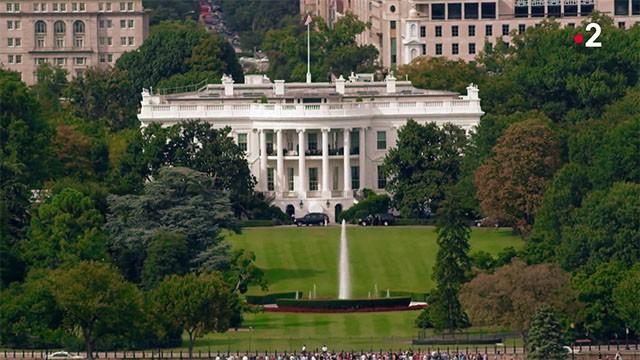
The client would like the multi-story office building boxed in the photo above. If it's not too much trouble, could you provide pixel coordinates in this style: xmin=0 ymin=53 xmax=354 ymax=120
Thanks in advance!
xmin=302 ymin=0 xmax=640 ymax=67
xmin=138 ymin=74 xmax=483 ymax=220
xmin=0 ymin=0 xmax=148 ymax=84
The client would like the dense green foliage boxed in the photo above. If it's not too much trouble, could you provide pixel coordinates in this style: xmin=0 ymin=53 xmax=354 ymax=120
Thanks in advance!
xmin=338 ymin=191 xmax=390 ymax=223
xmin=526 ymin=305 xmax=566 ymax=360
xmin=143 ymin=0 xmax=200 ymax=25
xmin=262 ymin=14 xmax=378 ymax=82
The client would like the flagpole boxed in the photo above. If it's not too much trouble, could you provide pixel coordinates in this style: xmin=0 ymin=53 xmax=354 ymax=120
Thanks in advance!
xmin=306 ymin=16 xmax=311 ymax=84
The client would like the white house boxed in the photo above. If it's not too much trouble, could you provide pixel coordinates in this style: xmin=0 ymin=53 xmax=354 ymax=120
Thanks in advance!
xmin=137 ymin=73 xmax=483 ymax=221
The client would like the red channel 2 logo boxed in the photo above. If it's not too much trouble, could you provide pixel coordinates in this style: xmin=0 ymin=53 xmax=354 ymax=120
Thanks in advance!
xmin=573 ymin=23 xmax=602 ymax=48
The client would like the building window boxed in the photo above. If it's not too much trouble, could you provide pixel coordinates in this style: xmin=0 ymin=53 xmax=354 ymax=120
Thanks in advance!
xmin=267 ymin=168 xmax=274 ymax=191
xmin=73 ymin=20 xmax=85 ymax=33
xmin=350 ymin=130 xmax=359 ymax=155
xmin=567 ymin=23 xmax=575 ymax=28
xmin=420 ymin=26 xmax=426 ymax=37
xmin=422 ymin=44 xmax=427 ymax=55
xmin=481 ymin=2 xmax=496 ymax=18
xmin=120 ymin=19 xmax=126 ymax=28
xmin=237 ymin=133 xmax=247 ymax=152
xmin=485 ymin=24 xmax=493 ymax=36
xmin=120 ymin=2 xmax=126 ymax=11
xmin=60 ymin=3 xmax=66 ymax=11
xmin=435 ymin=25 xmax=442 ymax=37
xmin=464 ymin=3 xmax=479 ymax=19
xmin=376 ymin=131 xmax=386 ymax=150
xmin=128 ymin=37 xmax=134 ymax=45
xmin=468 ymin=25 xmax=476 ymax=36
xmin=436 ymin=43 xmax=443 ymax=55
xmin=633 ymin=0 xmax=640 ymax=15
xmin=128 ymin=19 xmax=134 ymax=28
xmin=79 ymin=2 xmax=85 ymax=11
xmin=432 ymin=3 xmax=445 ymax=20
xmin=107 ymin=54 xmax=113 ymax=62
xmin=377 ymin=166 xmax=386 ymax=189
xmin=307 ymin=133 xmax=317 ymax=152
xmin=390 ymin=37 xmax=397 ymax=65
xmin=72 ymin=2 xmax=77 ymax=11
xmin=502 ymin=24 xmax=510 ymax=36
xmin=452 ymin=43 xmax=459 ymax=55
xmin=469 ymin=43 xmax=476 ymax=54
xmin=390 ymin=20 xmax=396 ymax=30
xmin=518 ymin=24 xmax=526 ymax=34
xmin=35 ymin=20 xmax=47 ymax=33
xmin=332 ymin=166 xmax=339 ymax=191
xmin=452 ymin=25 xmax=459 ymax=37
xmin=448 ymin=3 xmax=462 ymax=19
xmin=351 ymin=166 xmax=359 ymax=190
xmin=6 ymin=2 xmax=20 ymax=12
xmin=74 ymin=37 xmax=84 ymax=48
xmin=127 ymin=1 xmax=134 ymax=11
xmin=54 ymin=58 xmax=66 ymax=66
xmin=106 ymin=2 xmax=111 ymax=11
xmin=99 ymin=54 xmax=107 ymax=63
xmin=309 ymin=168 xmax=318 ymax=191
xmin=515 ymin=0 xmax=528 ymax=17
xmin=74 ymin=57 xmax=86 ymax=65
xmin=54 ymin=21 xmax=65 ymax=34
xmin=36 ymin=37 xmax=45 ymax=48
xmin=618 ymin=21 xmax=626 ymax=29
xmin=8 ymin=55 xmax=14 ymax=64
xmin=287 ymin=168 xmax=295 ymax=191
xmin=120 ymin=37 xmax=127 ymax=46
xmin=549 ymin=1 xmax=561 ymax=17
xmin=565 ymin=2 xmax=578 ymax=16
xmin=55 ymin=37 xmax=64 ymax=48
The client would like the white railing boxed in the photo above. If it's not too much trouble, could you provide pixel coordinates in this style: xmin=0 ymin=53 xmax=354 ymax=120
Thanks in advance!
xmin=141 ymin=100 xmax=482 ymax=120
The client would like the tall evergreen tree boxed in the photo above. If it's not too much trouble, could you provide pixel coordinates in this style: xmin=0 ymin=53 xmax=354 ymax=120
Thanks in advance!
xmin=427 ymin=192 xmax=471 ymax=332
xmin=527 ymin=305 xmax=567 ymax=360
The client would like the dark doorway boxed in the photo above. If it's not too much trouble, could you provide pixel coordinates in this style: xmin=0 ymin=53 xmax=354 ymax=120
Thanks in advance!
xmin=334 ymin=204 xmax=343 ymax=223
xmin=286 ymin=204 xmax=295 ymax=219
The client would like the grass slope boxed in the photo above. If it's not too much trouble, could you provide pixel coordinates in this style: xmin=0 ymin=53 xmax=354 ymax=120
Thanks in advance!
xmin=228 ymin=226 xmax=522 ymax=298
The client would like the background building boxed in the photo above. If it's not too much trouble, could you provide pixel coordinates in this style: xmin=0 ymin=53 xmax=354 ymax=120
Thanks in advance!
xmin=0 ymin=0 xmax=148 ymax=84
xmin=302 ymin=0 xmax=640 ymax=67
xmin=138 ymin=74 xmax=483 ymax=220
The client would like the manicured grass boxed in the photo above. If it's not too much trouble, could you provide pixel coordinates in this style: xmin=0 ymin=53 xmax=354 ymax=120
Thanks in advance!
xmin=227 ymin=226 xmax=522 ymax=298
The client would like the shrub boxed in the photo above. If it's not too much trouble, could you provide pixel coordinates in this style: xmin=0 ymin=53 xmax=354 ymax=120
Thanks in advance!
xmin=245 ymin=291 xmax=303 ymax=305
xmin=339 ymin=191 xmax=390 ymax=223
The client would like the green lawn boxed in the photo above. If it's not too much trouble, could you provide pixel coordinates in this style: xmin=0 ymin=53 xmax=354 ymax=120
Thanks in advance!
xmin=228 ymin=226 xmax=522 ymax=298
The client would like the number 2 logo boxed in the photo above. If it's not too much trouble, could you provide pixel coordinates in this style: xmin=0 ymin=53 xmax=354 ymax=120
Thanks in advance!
xmin=585 ymin=23 xmax=602 ymax=48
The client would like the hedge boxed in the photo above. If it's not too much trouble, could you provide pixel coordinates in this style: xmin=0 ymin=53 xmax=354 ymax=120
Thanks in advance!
xmin=276 ymin=297 xmax=411 ymax=310
xmin=245 ymin=291 xmax=302 ymax=305
xmin=394 ymin=218 xmax=437 ymax=226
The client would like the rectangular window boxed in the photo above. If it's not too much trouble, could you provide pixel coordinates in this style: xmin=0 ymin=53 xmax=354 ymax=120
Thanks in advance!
xmin=7 ymin=38 xmax=13 ymax=47
xmin=105 ymin=2 xmax=111 ymax=11
xmin=452 ymin=43 xmax=459 ymax=55
xmin=8 ymin=55 xmax=14 ymax=64
xmin=481 ymin=2 xmax=496 ymax=19
xmin=390 ymin=37 xmax=397 ymax=65
xmin=15 ymin=20 xmax=20 ymax=29
xmin=99 ymin=20 xmax=105 ymax=28
xmin=120 ymin=2 xmax=126 ymax=11
xmin=618 ymin=21 xmax=626 ymax=29
xmin=432 ymin=3 xmax=445 ymax=19
xmin=55 ymin=37 xmax=64 ymax=48
xmin=267 ymin=168 xmax=274 ymax=191
xmin=332 ymin=166 xmax=339 ymax=191
xmin=502 ymin=24 xmax=510 ymax=36
xmin=515 ymin=1 xmax=528 ymax=17
xmin=120 ymin=37 xmax=127 ymax=46
xmin=390 ymin=20 xmax=396 ymax=30
xmin=350 ymin=130 xmax=359 ymax=155
xmin=237 ymin=133 xmax=247 ymax=152
xmin=485 ymin=24 xmax=493 ymax=36
xmin=307 ymin=133 xmax=317 ymax=152
xmin=287 ymin=168 xmax=294 ymax=191
xmin=435 ymin=25 xmax=442 ymax=37
xmin=376 ymin=131 xmax=386 ymax=150
xmin=309 ymin=168 xmax=318 ymax=191
xmin=15 ymin=55 xmax=21 ymax=64
xmin=266 ymin=132 xmax=273 ymax=155
xmin=351 ymin=166 xmax=360 ymax=190
xmin=53 ymin=3 xmax=58 ymax=11
xmin=36 ymin=38 xmax=45 ymax=48
xmin=79 ymin=2 xmax=85 ymax=11
xmin=435 ymin=43 xmax=443 ymax=55
xmin=6 ymin=3 xmax=12 ymax=11
xmin=72 ymin=2 xmax=78 ymax=11
xmin=377 ymin=166 xmax=386 ymax=189
xmin=448 ymin=3 xmax=462 ymax=19
xmin=74 ymin=37 xmax=84 ymax=48
xmin=7 ymin=20 xmax=13 ymax=30
xmin=127 ymin=1 xmax=133 ymax=11
xmin=128 ymin=19 xmax=134 ymax=28
xmin=99 ymin=2 xmax=104 ymax=11
xmin=422 ymin=44 xmax=427 ymax=55
xmin=107 ymin=20 xmax=112 ymax=28
xmin=60 ymin=3 xmax=66 ymax=11
xmin=468 ymin=25 xmax=476 ymax=36
xmin=128 ymin=37 xmax=134 ymax=45
xmin=464 ymin=3 xmax=479 ymax=19
xmin=74 ymin=57 xmax=86 ymax=65
xmin=518 ymin=24 xmax=526 ymax=34
xmin=54 ymin=57 xmax=66 ymax=65
xmin=420 ymin=26 xmax=426 ymax=37
xmin=549 ymin=3 xmax=561 ymax=17
xmin=452 ymin=25 xmax=459 ymax=37
xmin=34 ymin=3 xmax=40 ymax=11
xmin=107 ymin=54 xmax=113 ymax=62
xmin=99 ymin=54 xmax=107 ymax=63
xmin=469 ymin=43 xmax=476 ymax=54
xmin=633 ymin=0 xmax=640 ymax=15
xmin=120 ymin=19 xmax=126 ymax=28
xmin=564 ymin=3 xmax=578 ymax=16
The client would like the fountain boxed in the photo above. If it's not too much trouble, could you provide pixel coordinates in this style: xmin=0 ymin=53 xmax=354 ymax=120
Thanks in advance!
xmin=338 ymin=219 xmax=351 ymax=299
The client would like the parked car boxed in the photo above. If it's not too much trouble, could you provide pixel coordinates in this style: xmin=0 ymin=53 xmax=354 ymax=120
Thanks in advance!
xmin=358 ymin=213 xmax=395 ymax=226
xmin=295 ymin=213 xmax=329 ymax=226
xmin=46 ymin=352 xmax=84 ymax=360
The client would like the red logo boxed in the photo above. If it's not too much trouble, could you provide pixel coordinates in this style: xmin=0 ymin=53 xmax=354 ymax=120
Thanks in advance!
xmin=573 ymin=33 xmax=584 ymax=45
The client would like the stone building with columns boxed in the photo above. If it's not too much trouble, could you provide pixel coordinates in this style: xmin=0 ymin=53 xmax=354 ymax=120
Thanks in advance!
xmin=137 ymin=73 xmax=483 ymax=221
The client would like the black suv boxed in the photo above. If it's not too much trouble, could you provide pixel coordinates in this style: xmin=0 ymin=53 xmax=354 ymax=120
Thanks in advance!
xmin=295 ymin=213 xmax=330 ymax=226
xmin=358 ymin=213 xmax=395 ymax=226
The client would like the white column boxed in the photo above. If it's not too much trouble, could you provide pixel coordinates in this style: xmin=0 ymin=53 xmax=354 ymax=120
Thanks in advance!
xmin=343 ymin=128 xmax=352 ymax=196
xmin=359 ymin=127 xmax=366 ymax=190
xmin=276 ymin=129 xmax=284 ymax=195
xmin=259 ymin=129 xmax=268 ymax=191
xmin=297 ymin=129 xmax=306 ymax=197
xmin=322 ymin=128 xmax=330 ymax=195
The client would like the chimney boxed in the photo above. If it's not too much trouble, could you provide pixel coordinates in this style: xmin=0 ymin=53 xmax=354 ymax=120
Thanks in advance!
xmin=222 ymin=74 xmax=234 ymax=96
xmin=385 ymin=72 xmax=397 ymax=94
xmin=335 ymin=75 xmax=345 ymax=95
xmin=466 ymin=83 xmax=479 ymax=100
xmin=274 ymin=80 xmax=285 ymax=96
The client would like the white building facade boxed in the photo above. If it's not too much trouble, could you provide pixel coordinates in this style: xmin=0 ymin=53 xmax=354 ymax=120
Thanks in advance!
xmin=137 ymin=74 xmax=483 ymax=220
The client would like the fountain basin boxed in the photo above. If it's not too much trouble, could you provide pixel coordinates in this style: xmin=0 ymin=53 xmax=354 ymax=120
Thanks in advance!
xmin=261 ymin=297 xmax=425 ymax=313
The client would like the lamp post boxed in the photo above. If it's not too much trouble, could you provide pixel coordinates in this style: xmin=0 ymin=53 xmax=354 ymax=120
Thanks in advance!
xmin=626 ymin=327 xmax=630 ymax=350
xmin=570 ymin=323 xmax=575 ymax=360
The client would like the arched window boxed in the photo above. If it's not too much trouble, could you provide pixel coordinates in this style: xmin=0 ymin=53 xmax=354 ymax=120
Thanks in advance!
xmin=35 ymin=20 xmax=47 ymax=33
xmin=54 ymin=21 xmax=65 ymax=34
xmin=410 ymin=24 xmax=417 ymax=37
xmin=73 ymin=20 xmax=85 ymax=33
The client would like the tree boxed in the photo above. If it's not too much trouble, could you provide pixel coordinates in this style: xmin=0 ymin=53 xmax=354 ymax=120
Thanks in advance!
xmin=384 ymin=120 xmax=467 ymax=218
xmin=150 ymin=272 xmax=234 ymax=359
xmin=262 ymin=13 xmax=378 ymax=82
xmin=64 ymin=67 xmax=139 ymax=131
xmin=22 ymin=188 xmax=107 ymax=269
xmin=142 ymin=0 xmax=200 ymax=25
xmin=0 ymin=161 xmax=29 ymax=286
xmin=613 ymin=265 xmax=640 ymax=334
xmin=427 ymin=193 xmax=472 ymax=332
xmin=459 ymin=260 xmax=575 ymax=341
xmin=31 ymin=63 xmax=68 ymax=116
xmin=475 ymin=117 xmax=562 ymax=233
xmin=106 ymin=167 xmax=237 ymax=283
xmin=140 ymin=121 xmax=256 ymax=217
xmin=141 ymin=230 xmax=190 ymax=289
xmin=50 ymin=261 xmax=144 ymax=359
xmin=527 ymin=305 xmax=567 ymax=360
xmin=398 ymin=57 xmax=486 ymax=94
